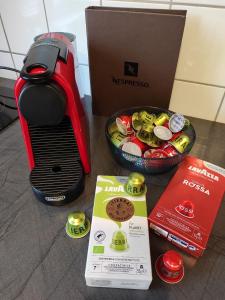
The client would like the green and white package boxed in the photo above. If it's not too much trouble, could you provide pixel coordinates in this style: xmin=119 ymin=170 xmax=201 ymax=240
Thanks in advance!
xmin=85 ymin=176 xmax=152 ymax=290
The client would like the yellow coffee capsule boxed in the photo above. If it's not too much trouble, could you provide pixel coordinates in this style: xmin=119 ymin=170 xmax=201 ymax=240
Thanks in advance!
xmin=146 ymin=134 xmax=161 ymax=148
xmin=111 ymin=131 xmax=128 ymax=147
xmin=139 ymin=111 xmax=156 ymax=124
xmin=66 ymin=211 xmax=90 ymax=239
xmin=154 ymin=113 xmax=170 ymax=126
xmin=136 ymin=123 xmax=154 ymax=143
xmin=125 ymin=172 xmax=146 ymax=196
xmin=108 ymin=121 xmax=118 ymax=136
xmin=132 ymin=112 xmax=142 ymax=131
xmin=170 ymin=134 xmax=190 ymax=153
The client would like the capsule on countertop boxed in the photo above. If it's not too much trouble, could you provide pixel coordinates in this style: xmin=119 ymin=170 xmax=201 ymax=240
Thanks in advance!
xmin=155 ymin=250 xmax=184 ymax=284
xmin=66 ymin=211 xmax=90 ymax=239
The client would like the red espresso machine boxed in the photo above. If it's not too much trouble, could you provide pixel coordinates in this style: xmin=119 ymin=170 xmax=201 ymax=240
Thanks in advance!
xmin=14 ymin=32 xmax=90 ymax=206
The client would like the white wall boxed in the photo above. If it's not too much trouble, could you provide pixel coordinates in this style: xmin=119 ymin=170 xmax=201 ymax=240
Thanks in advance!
xmin=0 ymin=0 xmax=225 ymax=123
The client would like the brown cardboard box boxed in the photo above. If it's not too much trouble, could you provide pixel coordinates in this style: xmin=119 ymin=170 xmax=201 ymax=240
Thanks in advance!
xmin=85 ymin=6 xmax=186 ymax=116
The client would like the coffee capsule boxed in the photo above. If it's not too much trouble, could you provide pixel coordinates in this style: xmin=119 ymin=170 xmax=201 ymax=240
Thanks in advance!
xmin=169 ymin=131 xmax=183 ymax=141
xmin=125 ymin=172 xmax=146 ymax=196
xmin=154 ymin=113 xmax=170 ymax=126
xmin=163 ymin=121 xmax=170 ymax=129
xmin=121 ymin=141 xmax=142 ymax=157
xmin=148 ymin=149 xmax=168 ymax=159
xmin=175 ymin=200 xmax=195 ymax=218
xmin=137 ymin=123 xmax=154 ymax=143
xmin=155 ymin=250 xmax=184 ymax=284
xmin=139 ymin=111 xmax=156 ymax=124
xmin=108 ymin=121 xmax=118 ymax=136
xmin=116 ymin=115 xmax=133 ymax=135
xmin=143 ymin=149 xmax=154 ymax=158
xmin=154 ymin=126 xmax=173 ymax=141
xmin=110 ymin=230 xmax=129 ymax=251
xmin=170 ymin=134 xmax=190 ymax=153
xmin=129 ymin=136 xmax=148 ymax=153
xmin=163 ymin=144 xmax=179 ymax=157
xmin=66 ymin=211 xmax=90 ymax=239
xmin=111 ymin=131 xmax=128 ymax=148
xmin=169 ymin=114 xmax=185 ymax=133
xmin=132 ymin=112 xmax=142 ymax=131
xmin=146 ymin=134 xmax=161 ymax=148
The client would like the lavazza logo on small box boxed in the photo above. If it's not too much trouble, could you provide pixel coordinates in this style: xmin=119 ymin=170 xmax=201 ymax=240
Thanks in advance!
xmin=112 ymin=61 xmax=150 ymax=88
xmin=188 ymin=165 xmax=219 ymax=181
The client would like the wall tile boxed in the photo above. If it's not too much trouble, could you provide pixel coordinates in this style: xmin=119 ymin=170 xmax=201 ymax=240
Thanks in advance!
xmin=216 ymin=99 xmax=225 ymax=123
xmin=0 ymin=52 xmax=16 ymax=80
xmin=45 ymin=0 xmax=100 ymax=66
xmin=76 ymin=65 xmax=91 ymax=97
xmin=176 ymin=1 xmax=225 ymax=6
xmin=169 ymin=80 xmax=224 ymax=121
xmin=102 ymin=1 xmax=170 ymax=8
xmin=12 ymin=54 xmax=25 ymax=72
xmin=0 ymin=21 xmax=9 ymax=51
xmin=173 ymin=5 xmax=225 ymax=86
xmin=0 ymin=0 xmax=48 ymax=54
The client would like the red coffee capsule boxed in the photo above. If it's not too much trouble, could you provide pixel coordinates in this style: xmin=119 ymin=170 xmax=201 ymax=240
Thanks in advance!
xmin=175 ymin=200 xmax=195 ymax=218
xmin=170 ymin=131 xmax=183 ymax=141
xmin=163 ymin=144 xmax=179 ymax=157
xmin=116 ymin=115 xmax=133 ymax=135
xmin=129 ymin=136 xmax=148 ymax=153
xmin=163 ymin=121 xmax=170 ymax=129
xmin=143 ymin=149 xmax=154 ymax=158
xmin=151 ymin=149 xmax=168 ymax=159
xmin=155 ymin=250 xmax=184 ymax=284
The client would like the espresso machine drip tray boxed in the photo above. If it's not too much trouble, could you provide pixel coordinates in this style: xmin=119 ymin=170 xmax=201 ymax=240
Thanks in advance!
xmin=30 ymin=116 xmax=84 ymax=205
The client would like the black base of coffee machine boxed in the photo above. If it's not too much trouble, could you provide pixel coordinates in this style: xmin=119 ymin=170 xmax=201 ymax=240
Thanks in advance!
xmin=29 ymin=116 xmax=84 ymax=206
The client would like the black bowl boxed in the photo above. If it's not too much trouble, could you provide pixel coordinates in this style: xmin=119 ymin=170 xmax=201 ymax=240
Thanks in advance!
xmin=105 ymin=106 xmax=196 ymax=174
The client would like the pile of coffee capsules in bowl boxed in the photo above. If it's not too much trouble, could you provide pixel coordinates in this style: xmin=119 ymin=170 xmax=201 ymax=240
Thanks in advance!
xmin=106 ymin=107 xmax=196 ymax=174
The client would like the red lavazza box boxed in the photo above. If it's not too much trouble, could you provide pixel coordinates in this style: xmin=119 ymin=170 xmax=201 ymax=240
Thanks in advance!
xmin=149 ymin=156 xmax=225 ymax=257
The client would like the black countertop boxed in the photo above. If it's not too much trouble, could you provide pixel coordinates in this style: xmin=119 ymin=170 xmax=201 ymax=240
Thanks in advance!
xmin=0 ymin=98 xmax=225 ymax=300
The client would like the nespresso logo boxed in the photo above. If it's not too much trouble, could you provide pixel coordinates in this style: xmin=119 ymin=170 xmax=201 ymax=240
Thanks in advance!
xmin=112 ymin=61 xmax=150 ymax=88
xmin=124 ymin=61 xmax=138 ymax=77
xmin=112 ymin=76 xmax=150 ymax=88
